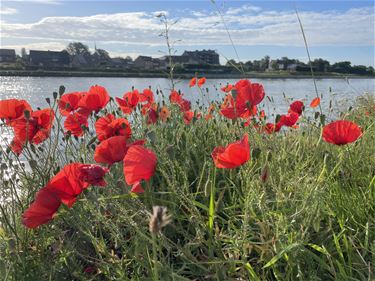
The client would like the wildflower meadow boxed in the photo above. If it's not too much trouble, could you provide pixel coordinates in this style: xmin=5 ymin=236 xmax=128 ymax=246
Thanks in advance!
xmin=0 ymin=77 xmax=374 ymax=280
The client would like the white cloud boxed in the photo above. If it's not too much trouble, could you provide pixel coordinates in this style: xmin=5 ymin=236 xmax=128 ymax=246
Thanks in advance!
xmin=0 ymin=5 xmax=373 ymax=51
xmin=226 ymin=4 xmax=262 ymax=15
xmin=0 ymin=7 xmax=18 ymax=15
xmin=3 ymin=0 xmax=60 ymax=4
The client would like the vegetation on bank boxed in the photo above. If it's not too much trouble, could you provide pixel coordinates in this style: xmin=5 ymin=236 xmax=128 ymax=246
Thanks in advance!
xmin=0 ymin=78 xmax=374 ymax=280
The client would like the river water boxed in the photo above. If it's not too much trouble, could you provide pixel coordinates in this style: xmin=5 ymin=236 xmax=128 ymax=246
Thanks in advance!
xmin=0 ymin=76 xmax=374 ymax=114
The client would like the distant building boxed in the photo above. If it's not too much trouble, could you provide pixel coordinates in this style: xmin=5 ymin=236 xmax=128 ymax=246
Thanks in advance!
xmin=182 ymin=50 xmax=220 ymax=65
xmin=160 ymin=55 xmax=193 ymax=65
xmin=0 ymin=49 xmax=16 ymax=63
xmin=29 ymin=50 xmax=70 ymax=67
xmin=134 ymin=56 xmax=167 ymax=70
xmin=111 ymin=57 xmax=134 ymax=69
xmin=71 ymin=54 xmax=89 ymax=68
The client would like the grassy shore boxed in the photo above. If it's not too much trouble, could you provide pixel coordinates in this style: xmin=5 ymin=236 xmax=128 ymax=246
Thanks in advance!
xmin=0 ymin=86 xmax=374 ymax=280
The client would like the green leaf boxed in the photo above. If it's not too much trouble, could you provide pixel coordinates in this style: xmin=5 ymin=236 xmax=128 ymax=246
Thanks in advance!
xmin=263 ymin=243 xmax=301 ymax=268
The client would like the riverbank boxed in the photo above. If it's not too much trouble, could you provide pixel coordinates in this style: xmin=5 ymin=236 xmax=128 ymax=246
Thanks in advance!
xmin=0 ymin=87 xmax=374 ymax=280
xmin=1 ymin=69 xmax=374 ymax=79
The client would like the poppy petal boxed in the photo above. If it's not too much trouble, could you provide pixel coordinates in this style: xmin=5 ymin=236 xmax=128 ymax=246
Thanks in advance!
xmin=123 ymin=145 xmax=157 ymax=185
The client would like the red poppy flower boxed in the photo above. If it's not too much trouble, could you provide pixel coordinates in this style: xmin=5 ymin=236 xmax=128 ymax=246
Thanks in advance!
xmin=123 ymin=145 xmax=157 ymax=185
xmin=259 ymin=110 xmax=266 ymax=119
xmin=78 ymin=85 xmax=110 ymax=113
xmin=212 ymin=134 xmax=250 ymax=169
xmin=131 ymin=181 xmax=145 ymax=193
xmin=95 ymin=114 xmax=132 ymax=142
xmin=178 ymin=98 xmax=191 ymax=112
xmin=64 ymin=111 xmax=89 ymax=137
xmin=22 ymin=187 xmax=62 ymax=228
xmin=0 ymin=99 xmax=32 ymax=123
xmin=189 ymin=77 xmax=197 ymax=87
xmin=221 ymin=84 xmax=234 ymax=93
xmin=219 ymin=94 xmax=245 ymax=119
xmin=116 ymin=90 xmax=139 ymax=114
xmin=146 ymin=107 xmax=158 ymax=125
xmin=94 ymin=136 xmax=128 ymax=165
xmin=169 ymin=90 xmax=183 ymax=104
xmin=79 ymin=164 xmax=109 ymax=186
xmin=322 ymin=120 xmax=362 ymax=145
xmin=279 ymin=112 xmax=299 ymax=127
xmin=263 ymin=122 xmax=282 ymax=134
xmin=310 ymin=97 xmax=320 ymax=108
xmin=197 ymin=77 xmax=206 ymax=87
xmin=58 ymin=92 xmax=85 ymax=116
xmin=46 ymin=163 xmax=108 ymax=207
xmin=138 ymin=88 xmax=154 ymax=104
xmin=183 ymin=110 xmax=195 ymax=124
xmin=289 ymin=101 xmax=304 ymax=115
xmin=10 ymin=108 xmax=55 ymax=154
xmin=235 ymin=80 xmax=265 ymax=107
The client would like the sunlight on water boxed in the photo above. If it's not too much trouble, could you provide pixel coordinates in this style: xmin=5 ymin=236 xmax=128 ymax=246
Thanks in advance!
xmin=0 ymin=76 xmax=374 ymax=112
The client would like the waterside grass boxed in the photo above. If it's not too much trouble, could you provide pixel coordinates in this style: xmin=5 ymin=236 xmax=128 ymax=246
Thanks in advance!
xmin=0 ymin=91 xmax=374 ymax=280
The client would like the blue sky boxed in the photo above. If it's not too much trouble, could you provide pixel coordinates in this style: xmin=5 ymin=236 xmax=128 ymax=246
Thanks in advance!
xmin=1 ymin=0 xmax=374 ymax=66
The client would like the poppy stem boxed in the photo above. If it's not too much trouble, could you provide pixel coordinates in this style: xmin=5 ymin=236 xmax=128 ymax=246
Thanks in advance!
xmin=151 ymin=233 xmax=159 ymax=281
xmin=208 ymin=166 xmax=217 ymax=258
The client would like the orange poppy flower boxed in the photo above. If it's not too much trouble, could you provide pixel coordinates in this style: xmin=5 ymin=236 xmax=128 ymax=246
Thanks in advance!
xmin=189 ymin=77 xmax=197 ymax=87
xmin=212 ymin=134 xmax=250 ymax=169
xmin=159 ymin=106 xmax=170 ymax=122
xmin=197 ymin=77 xmax=206 ymax=87
xmin=95 ymin=114 xmax=132 ymax=142
xmin=123 ymin=145 xmax=157 ymax=185
xmin=310 ymin=97 xmax=320 ymax=108
xmin=322 ymin=120 xmax=362 ymax=145
xmin=78 ymin=85 xmax=110 ymax=113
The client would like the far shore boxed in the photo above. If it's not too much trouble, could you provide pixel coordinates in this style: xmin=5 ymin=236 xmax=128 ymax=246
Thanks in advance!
xmin=0 ymin=70 xmax=374 ymax=79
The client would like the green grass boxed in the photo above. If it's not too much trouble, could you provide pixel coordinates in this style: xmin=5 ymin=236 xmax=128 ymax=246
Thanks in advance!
xmin=0 ymin=91 xmax=374 ymax=281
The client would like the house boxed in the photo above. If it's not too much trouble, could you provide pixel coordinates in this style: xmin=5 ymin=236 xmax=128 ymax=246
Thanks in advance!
xmin=160 ymin=55 xmax=193 ymax=65
xmin=134 ymin=56 xmax=167 ymax=70
xmin=287 ymin=63 xmax=298 ymax=72
xmin=29 ymin=50 xmax=70 ymax=67
xmin=134 ymin=56 xmax=154 ymax=69
xmin=182 ymin=50 xmax=220 ymax=65
xmin=111 ymin=57 xmax=134 ymax=69
xmin=0 ymin=49 xmax=16 ymax=63
xmin=71 ymin=54 xmax=89 ymax=68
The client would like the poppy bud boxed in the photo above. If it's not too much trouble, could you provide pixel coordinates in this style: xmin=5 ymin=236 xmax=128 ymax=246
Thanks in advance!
xmin=260 ymin=165 xmax=269 ymax=183
xmin=59 ymin=85 xmax=65 ymax=96
xmin=53 ymin=92 xmax=58 ymax=100
xmin=45 ymin=98 xmax=51 ymax=104
xmin=24 ymin=110 xmax=31 ymax=120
